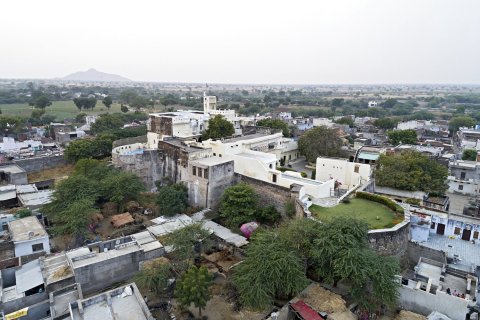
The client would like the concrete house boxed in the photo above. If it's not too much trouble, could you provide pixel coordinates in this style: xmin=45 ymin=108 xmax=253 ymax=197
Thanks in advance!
xmin=8 ymin=216 xmax=50 ymax=257
xmin=448 ymin=160 xmax=480 ymax=196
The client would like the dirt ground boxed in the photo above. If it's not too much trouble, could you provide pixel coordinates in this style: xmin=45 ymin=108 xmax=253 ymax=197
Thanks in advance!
xmin=27 ymin=164 xmax=74 ymax=183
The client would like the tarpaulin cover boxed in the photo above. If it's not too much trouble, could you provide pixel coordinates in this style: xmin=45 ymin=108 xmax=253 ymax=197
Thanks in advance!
xmin=290 ymin=300 xmax=324 ymax=320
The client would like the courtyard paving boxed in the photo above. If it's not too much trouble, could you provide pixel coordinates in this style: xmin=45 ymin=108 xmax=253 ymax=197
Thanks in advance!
xmin=420 ymin=234 xmax=480 ymax=269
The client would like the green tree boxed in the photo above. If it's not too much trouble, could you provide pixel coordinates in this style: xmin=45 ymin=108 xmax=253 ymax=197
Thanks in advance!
xmin=375 ymin=150 xmax=448 ymax=195
xmin=232 ymin=230 xmax=309 ymax=310
xmin=164 ymin=223 xmax=212 ymax=272
xmin=15 ymin=208 xmax=32 ymax=218
xmin=219 ymin=183 xmax=258 ymax=227
xmin=449 ymin=115 xmax=476 ymax=132
xmin=0 ymin=116 xmax=24 ymax=135
xmin=131 ymin=95 xmax=149 ymax=110
xmin=298 ymin=126 xmax=346 ymax=162
xmin=256 ymin=118 xmax=290 ymax=137
xmin=102 ymin=96 xmax=113 ymax=110
xmin=381 ymin=98 xmax=398 ymax=109
xmin=101 ymin=171 xmax=145 ymax=212
xmin=135 ymin=261 xmax=172 ymax=296
xmin=90 ymin=113 xmax=124 ymax=134
xmin=387 ymin=129 xmax=417 ymax=145
xmin=373 ymin=118 xmax=398 ymax=130
xmin=64 ymin=137 xmax=113 ymax=162
xmin=156 ymin=183 xmax=188 ymax=217
xmin=334 ymin=116 xmax=354 ymax=127
xmin=331 ymin=98 xmax=344 ymax=107
xmin=462 ymin=149 xmax=477 ymax=161
xmin=175 ymin=266 xmax=213 ymax=317
xmin=202 ymin=115 xmax=235 ymax=140
xmin=121 ymin=104 xmax=129 ymax=113
xmin=34 ymin=94 xmax=52 ymax=109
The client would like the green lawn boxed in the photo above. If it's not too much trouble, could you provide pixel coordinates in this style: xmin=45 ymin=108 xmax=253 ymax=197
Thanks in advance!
xmin=0 ymin=101 xmax=126 ymax=121
xmin=310 ymin=198 xmax=399 ymax=229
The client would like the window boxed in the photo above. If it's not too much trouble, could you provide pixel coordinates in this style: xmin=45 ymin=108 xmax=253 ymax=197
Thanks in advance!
xmin=454 ymin=227 xmax=461 ymax=235
xmin=219 ymin=154 xmax=222 ymax=157
xmin=204 ymin=169 xmax=208 ymax=179
xmin=430 ymin=222 xmax=435 ymax=229
xmin=198 ymin=168 xmax=202 ymax=177
xmin=213 ymin=153 xmax=216 ymax=156
xmin=458 ymin=185 xmax=464 ymax=190
xmin=354 ymin=165 xmax=360 ymax=173
xmin=32 ymin=243 xmax=44 ymax=252
xmin=272 ymin=174 xmax=277 ymax=183
xmin=461 ymin=172 xmax=466 ymax=179
xmin=269 ymin=164 xmax=273 ymax=169
xmin=192 ymin=166 xmax=196 ymax=176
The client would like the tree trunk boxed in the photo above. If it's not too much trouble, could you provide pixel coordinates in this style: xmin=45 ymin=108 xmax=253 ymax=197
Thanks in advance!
xmin=198 ymin=307 xmax=202 ymax=318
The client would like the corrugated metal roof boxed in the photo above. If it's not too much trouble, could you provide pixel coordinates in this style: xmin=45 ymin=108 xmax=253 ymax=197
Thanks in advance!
xmin=203 ymin=221 xmax=248 ymax=247
xmin=15 ymin=260 xmax=44 ymax=293
xmin=290 ymin=300 xmax=324 ymax=320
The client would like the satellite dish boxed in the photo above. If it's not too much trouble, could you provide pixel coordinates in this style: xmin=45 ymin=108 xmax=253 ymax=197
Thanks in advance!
xmin=115 ymin=239 xmax=121 ymax=245
xmin=28 ymin=231 xmax=35 ymax=239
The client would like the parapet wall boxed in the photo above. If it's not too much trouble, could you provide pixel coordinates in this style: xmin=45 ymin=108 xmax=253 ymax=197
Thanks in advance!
xmin=407 ymin=241 xmax=447 ymax=266
xmin=238 ymin=174 xmax=298 ymax=215
xmin=112 ymin=135 xmax=147 ymax=148
xmin=14 ymin=154 xmax=66 ymax=173
xmin=367 ymin=221 xmax=410 ymax=257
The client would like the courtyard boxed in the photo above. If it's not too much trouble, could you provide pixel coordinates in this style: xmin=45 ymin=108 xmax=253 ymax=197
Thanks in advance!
xmin=310 ymin=198 xmax=401 ymax=229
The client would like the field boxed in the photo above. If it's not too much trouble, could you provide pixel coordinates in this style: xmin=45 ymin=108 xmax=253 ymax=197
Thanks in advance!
xmin=0 ymin=101 xmax=125 ymax=121
xmin=309 ymin=198 xmax=398 ymax=229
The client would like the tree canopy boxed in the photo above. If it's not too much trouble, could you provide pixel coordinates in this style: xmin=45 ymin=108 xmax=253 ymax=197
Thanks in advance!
xmin=298 ymin=126 xmax=346 ymax=162
xmin=219 ymin=183 xmax=258 ymax=227
xmin=449 ymin=115 xmax=476 ymax=132
xmin=256 ymin=118 xmax=290 ymax=137
xmin=375 ymin=150 xmax=448 ymax=195
xmin=202 ymin=115 xmax=235 ymax=140
xmin=102 ymin=96 xmax=113 ymax=110
xmin=387 ymin=129 xmax=417 ymax=145
xmin=373 ymin=118 xmax=398 ymax=130
xmin=73 ymin=97 xmax=97 ymax=110
xmin=462 ymin=149 xmax=477 ymax=161
xmin=175 ymin=266 xmax=213 ymax=317
xmin=232 ymin=230 xmax=309 ymax=310
xmin=156 ymin=183 xmax=188 ymax=217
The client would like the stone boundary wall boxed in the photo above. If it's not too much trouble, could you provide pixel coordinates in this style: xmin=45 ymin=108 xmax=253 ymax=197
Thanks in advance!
xmin=367 ymin=221 xmax=410 ymax=257
xmin=237 ymin=174 xmax=298 ymax=215
xmin=406 ymin=241 xmax=447 ymax=266
xmin=14 ymin=154 xmax=67 ymax=173
xmin=112 ymin=135 xmax=147 ymax=148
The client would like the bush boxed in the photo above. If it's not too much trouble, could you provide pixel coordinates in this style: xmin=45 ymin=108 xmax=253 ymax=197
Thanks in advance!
xmin=276 ymin=167 xmax=296 ymax=172
xmin=284 ymin=200 xmax=296 ymax=218
xmin=300 ymin=172 xmax=307 ymax=178
xmin=355 ymin=191 xmax=404 ymax=213
xmin=405 ymin=198 xmax=421 ymax=206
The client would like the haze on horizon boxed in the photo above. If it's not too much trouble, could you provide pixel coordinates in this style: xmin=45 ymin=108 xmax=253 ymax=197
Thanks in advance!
xmin=1 ymin=0 xmax=479 ymax=85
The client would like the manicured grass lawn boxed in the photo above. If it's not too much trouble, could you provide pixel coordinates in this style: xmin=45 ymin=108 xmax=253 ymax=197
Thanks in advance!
xmin=310 ymin=198 xmax=399 ymax=229
xmin=0 ymin=101 xmax=125 ymax=121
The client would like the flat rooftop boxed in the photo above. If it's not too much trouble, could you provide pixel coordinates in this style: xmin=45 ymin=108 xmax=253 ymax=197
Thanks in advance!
xmin=191 ymin=156 xmax=232 ymax=167
xmin=70 ymin=283 xmax=152 ymax=320
xmin=222 ymin=132 xmax=273 ymax=143
xmin=8 ymin=216 xmax=47 ymax=242
xmin=67 ymin=242 xmax=142 ymax=269
xmin=0 ymin=164 xmax=26 ymax=174
xmin=18 ymin=190 xmax=53 ymax=207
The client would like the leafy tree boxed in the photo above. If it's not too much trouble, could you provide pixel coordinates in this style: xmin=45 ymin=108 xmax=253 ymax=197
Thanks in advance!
xmin=164 ymin=223 xmax=212 ymax=273
xmin=0 ymin=116 xmax=24 ymax=135
xmin=120 ymin=104 xmax=129 ymax=113
xmin=373 ymin=118 xmax=398 ymax=130
xmin=119 ymin=89 xmax=138 ymax=104
xmin=156 ymin=183 xmax=188 ymax=217
xmin=34 ymin=94 xmax=52 ymax=109
xmin=331 ymin=98 xmax=344 ymax=107
xmin=387 ymin=129 xmax=417 ymax=145
xmin=449 ymin=115 xmax=476 ymax=132
xmin=102 ymin=96 xmax=113 ymax=110
xmin=233 ymin=230 xmax=309 ymax=310
xmin=256 ymin=118 xmax=290 ymax=137
xmin=90 ymin=113 xmax=124 ymax=134
xmin=408 ymin=110 xmax=435 ymax=121
xmin=462 ymin=149 xmax=477 ymax=161
xmin=202 ymin=115 xmax=235 ymax=140
xmin=175 ymin=266 xmax=213 ymax=317
xmin=375 ymin=150 xmax=448 ymax=195
xmin=219 ymin=183 xmax=258 ymax=227
xmin=72 ymin=97 xmax=97 ymax=110
xmin=257 ymin=205 xmax=281 ymax=224
xmin=15 ymin=208 xmax=32 ymax=218
xmin=101 ymin=171 xmax=145 ymax=212
xmin=131 ymin=95 xmax=149 ymax=110
xmin=381 ymin=98 xmax=398 ymax=109
xmin=49 ymin=198 xmax=97 ymax=237
xmin=75 ymin=113 xmax=87 ymax=123
xmin=135 ymin=261 xmax=172 ymax=296
xmin=298 ymin=126 xmax=346 ymax=162
xmin=334 ymin=116 xmax=354 ymax=127
xmin=64 ymin=137 xmax=113 ymax=162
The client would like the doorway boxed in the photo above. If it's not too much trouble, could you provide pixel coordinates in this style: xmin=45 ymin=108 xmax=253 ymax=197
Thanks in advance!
xmin=436 ymin=223 xmax=445 ymax=235
xmin=462 ymin=229 xmax=472 ymax=241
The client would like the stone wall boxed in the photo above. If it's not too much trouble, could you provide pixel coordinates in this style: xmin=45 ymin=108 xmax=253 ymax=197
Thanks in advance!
xmin=14 ymin=154 xmax=66 ymax=173
xmin=112 ymin=135 xmax=147 ymax=148
xmin=406 ymin=241 xmax=447 ymax=266
xmin=367 ymin=221 xmax=410 ymax=257
xmin=238 ymin=174 xmax=298 ymax=214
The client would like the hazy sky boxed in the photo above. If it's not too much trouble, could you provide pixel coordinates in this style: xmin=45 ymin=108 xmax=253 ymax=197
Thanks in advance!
xmin=1 ymin=0 xmax=479 ymax=84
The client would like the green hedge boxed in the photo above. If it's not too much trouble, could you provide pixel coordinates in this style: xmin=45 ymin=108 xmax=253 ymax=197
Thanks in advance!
xmin=356 ymin=191 xmax=404 ymax=213
xmin=277 ymin=167 xmax=296 ymax=172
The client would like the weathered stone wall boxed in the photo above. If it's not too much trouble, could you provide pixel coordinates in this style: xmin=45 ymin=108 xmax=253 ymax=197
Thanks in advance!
xmin=14 ymin=154 xmax=66 ymax=173
xmin=367 ymin=222 xmax=410 ymax=257
xmin=237 ymin=174 xmax=297 ymax=214
xmin=406 ymin=241 xmax=447 ymax=266
xmin=112 ymin=135 xmax=147 ymax=148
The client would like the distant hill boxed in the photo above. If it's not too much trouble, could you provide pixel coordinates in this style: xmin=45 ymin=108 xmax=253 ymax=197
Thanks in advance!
xmin=62 ymin=68 xmax=131 ymax=82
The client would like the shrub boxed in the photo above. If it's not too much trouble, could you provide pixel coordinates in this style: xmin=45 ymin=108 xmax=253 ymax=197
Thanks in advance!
xmin=284 ymin=200 xmax=296 ymax=218
xmin=405 ymin=198 xmax=421 ymax=206
xmin=300 ymin=172 xmax=308 ymax=178
xmin=277 ymin=167 xmax=296 ymax=172
xmin=355 ymin=191 xmax=404 ymax=213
